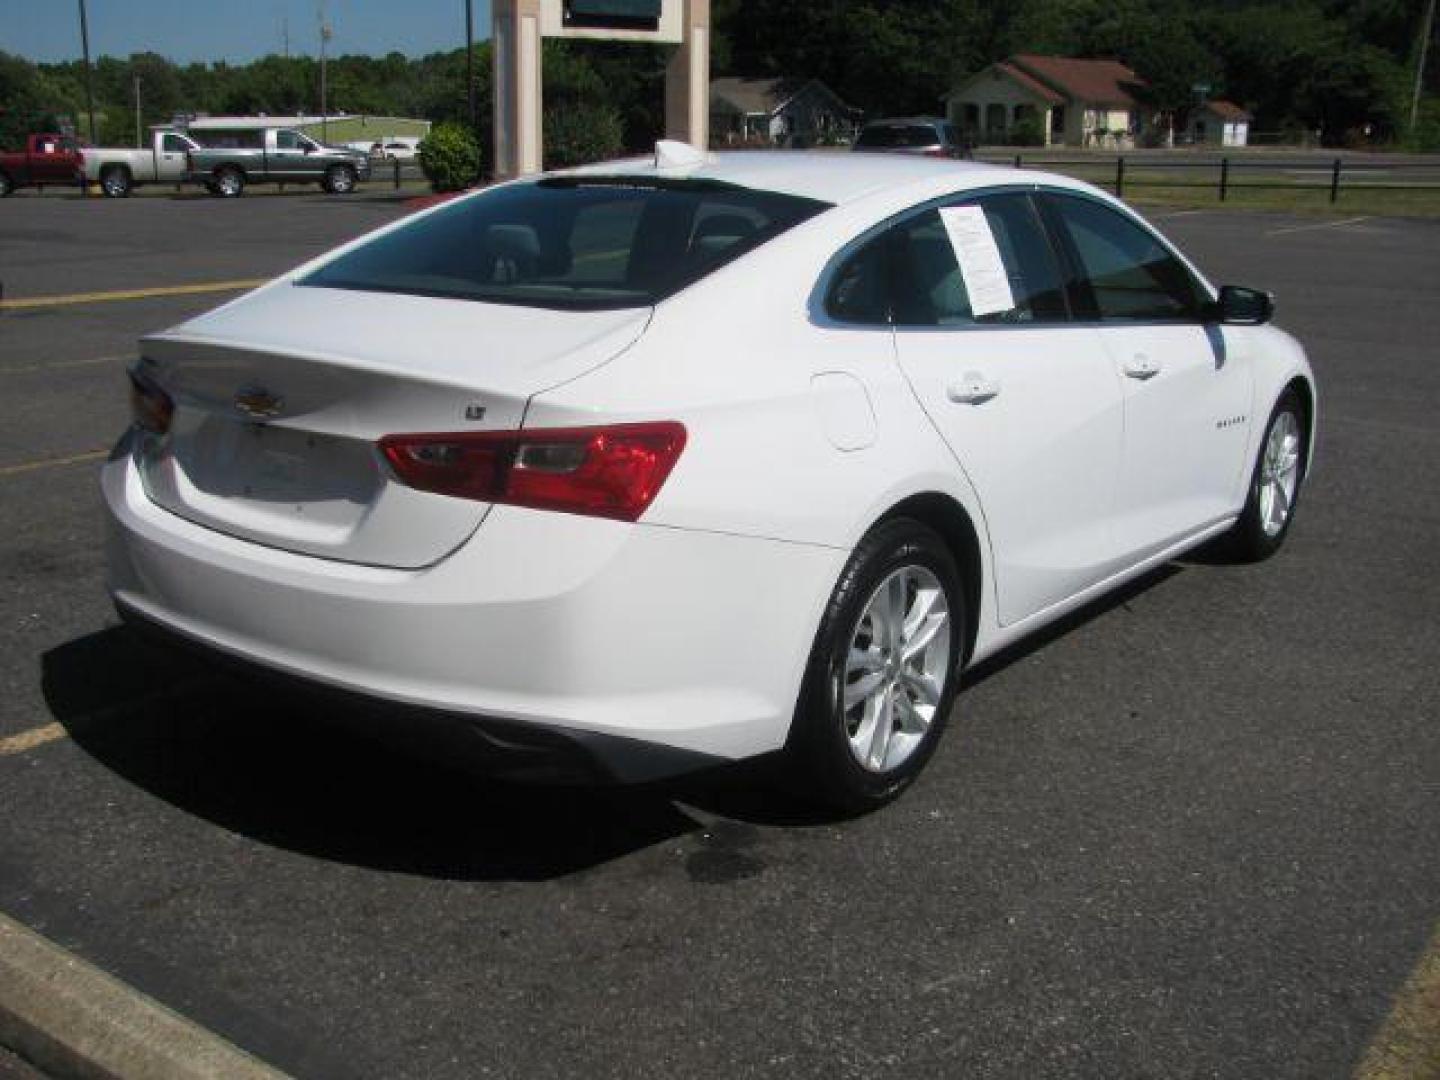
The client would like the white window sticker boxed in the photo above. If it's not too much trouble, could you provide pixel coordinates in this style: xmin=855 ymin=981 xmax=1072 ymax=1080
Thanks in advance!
xmin=939 ymin=205 xmax=1015 ymax=318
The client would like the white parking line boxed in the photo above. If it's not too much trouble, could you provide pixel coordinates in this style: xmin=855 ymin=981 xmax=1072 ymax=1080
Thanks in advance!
xmin=1265 ymin=216 xmax=1371 ymax=237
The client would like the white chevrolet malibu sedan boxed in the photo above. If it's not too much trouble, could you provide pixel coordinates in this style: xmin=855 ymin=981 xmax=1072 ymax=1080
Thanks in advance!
xmin=105 ymin=144 xmax=1315 ymax=811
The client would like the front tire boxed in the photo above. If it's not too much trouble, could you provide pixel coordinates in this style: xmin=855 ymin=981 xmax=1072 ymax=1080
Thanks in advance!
xmin=100 ymin=165 xmax=132 ymax=198
xmin=787 ymin=518 xmax=965 ymax=814
xmin=1223 ymin=388 xmax=1307 ymax=562
xmin=0 ymin=171 xmax=13 ymax=197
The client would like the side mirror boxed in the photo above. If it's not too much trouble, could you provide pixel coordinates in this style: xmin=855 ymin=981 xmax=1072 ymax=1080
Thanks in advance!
xmin=1209 ymin=285 xmax=1274 ymax=325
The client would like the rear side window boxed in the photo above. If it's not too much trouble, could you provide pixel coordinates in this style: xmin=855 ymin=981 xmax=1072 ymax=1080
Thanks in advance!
xmin=826 ymin=193 xmax=1068 ymax=327
xmin=301 ymin=177 xmax=830 ymax=310
xmin=1045 ymin=195 xmax=1205 ymax=321
xmin=856 ymin=125 xmax=940 ymax=149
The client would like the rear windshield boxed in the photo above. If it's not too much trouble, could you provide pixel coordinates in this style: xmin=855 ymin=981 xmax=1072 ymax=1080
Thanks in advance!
xmin=299 ymin=177 xmax=831 ymax=310
xmin=856 ymin=125 xmax=941 ymax=149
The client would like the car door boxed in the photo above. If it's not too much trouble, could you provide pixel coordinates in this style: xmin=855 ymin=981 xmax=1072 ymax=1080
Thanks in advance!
xmin=882 ymin=191 xmax=1127 ymax=626
xmin=1040 ymin=193 xmax=1253 ymax=560
xmin=270 ymin=129 xmax=311 ymax=180
xmin=157 ymin=132 xmax=191 ymax=182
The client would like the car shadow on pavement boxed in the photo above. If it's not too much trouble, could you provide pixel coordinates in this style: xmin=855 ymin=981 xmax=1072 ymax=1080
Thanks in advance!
xmin=41 ymin=627 xmax=706 ymax=882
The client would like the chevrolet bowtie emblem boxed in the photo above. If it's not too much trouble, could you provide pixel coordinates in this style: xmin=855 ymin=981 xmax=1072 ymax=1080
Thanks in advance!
xmin=234 ymin=386 xmax=283 ymax=419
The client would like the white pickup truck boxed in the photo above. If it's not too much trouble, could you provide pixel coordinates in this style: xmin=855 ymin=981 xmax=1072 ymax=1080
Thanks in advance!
xmin=83 ymin=129 xmax=201 ymax=197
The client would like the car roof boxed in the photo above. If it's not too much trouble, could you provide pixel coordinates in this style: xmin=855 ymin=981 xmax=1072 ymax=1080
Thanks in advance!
xmin=559 ymin=150 xmax=1026 ymax=207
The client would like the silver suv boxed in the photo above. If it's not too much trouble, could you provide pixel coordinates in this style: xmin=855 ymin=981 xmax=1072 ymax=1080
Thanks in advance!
xmin=852 ymin=118 xmax=969 ymax=159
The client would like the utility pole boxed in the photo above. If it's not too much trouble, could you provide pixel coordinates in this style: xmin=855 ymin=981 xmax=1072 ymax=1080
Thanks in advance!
xmin=465 ymin=0 xmax=477 ymax=140
xmin=134 ymin=72 xmax=142 ymax=148
xmin=282 ymin=14 xmax=291 ymax=59
xmin=77 ymin=0 xmax=97 ymax=142
xmin=319 ymin=3 xmax=333 ymax=143
xmin=1412 ymin=0 xmax=1437 ymax=136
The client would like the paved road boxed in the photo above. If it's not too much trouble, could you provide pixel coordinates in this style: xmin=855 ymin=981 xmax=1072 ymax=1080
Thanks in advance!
xmin=0 ymin=195 xmax=1437 ymax=1079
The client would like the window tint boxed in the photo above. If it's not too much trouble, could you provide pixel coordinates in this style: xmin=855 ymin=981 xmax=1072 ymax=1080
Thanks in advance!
xmin=826 ymin=235 xmax=891 ymax=325
xmin=161 ymin=133 xmax=189 ymax=153
xmin=890 ymin=196 xmax=1067 ymax=327
xmin=276 ymin=130 xmax=302 ymax=150
xmin=856 ymin=124 xmax=941 ymax=149
xmin=301 ymin=177 xmax=830 ymax=310
xmin=1047 ymin=196 xmax=1204 ymax=321
xmin=826 ymin=194 xmax=1067 ymax=327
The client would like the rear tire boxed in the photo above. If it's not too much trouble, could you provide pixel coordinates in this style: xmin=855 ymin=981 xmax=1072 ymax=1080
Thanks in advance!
xmin=213 ymin=167 xmax=244 ymax=197
xmin=0 ymin=171 xmax=13 ymax=197
xmin=323 ymin=164 xmax=357 ymax=194
xmin=100 ymin=165 xmax=132 ymax=198
xmin=1222 ymin=388 xmax=1307 ymax=562
xmin=786 ymin=518 xmax=965 ymax=814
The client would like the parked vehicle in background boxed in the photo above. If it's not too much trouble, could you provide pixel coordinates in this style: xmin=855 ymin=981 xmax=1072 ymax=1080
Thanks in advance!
xmin=852 ymin=118 xmax=970 ymax=159
xmin=83 ymin=129 xmax=201 ymax=197
xmin=369 ymin=138 xmax=419 ymax=162
xmin=0 ymin=133 xmax=85 ymax=196
xmin=185 ymin=127 xmax=371 ymax=197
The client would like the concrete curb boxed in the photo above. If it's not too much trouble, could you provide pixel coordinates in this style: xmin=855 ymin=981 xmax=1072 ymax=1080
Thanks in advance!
xmin=0 ymin=913 xmax=288 ymax=1080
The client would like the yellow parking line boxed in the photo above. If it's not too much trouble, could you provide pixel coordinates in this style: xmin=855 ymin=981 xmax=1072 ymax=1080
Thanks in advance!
xmin=0 ymin=723 xmax=68 ymax=757
xmin=0 ymin=279 xmax=268 ymax=311
xmin=0 ymin=355 xmax=127 ymax=376
xmin=0 ymin=449 xmax=108 ymax=478
xmin=1356 ymin=922 xmax=1440 ymax=1080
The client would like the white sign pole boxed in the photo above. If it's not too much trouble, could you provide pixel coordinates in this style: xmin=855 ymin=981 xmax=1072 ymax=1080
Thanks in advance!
xmin=496 ymin=1 xmax=709 ymax=179
xmin=664 ymin=0 xmax=711 ymax=150
xmin=492 ymin=0 xmax=544 ymax=179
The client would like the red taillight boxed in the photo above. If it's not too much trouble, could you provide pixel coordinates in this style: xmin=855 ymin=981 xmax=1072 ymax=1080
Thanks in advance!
xmin=378 ymin=422 xmax=687 ymax=522
xmin=127 ymin=367 xmax=174 ymax=435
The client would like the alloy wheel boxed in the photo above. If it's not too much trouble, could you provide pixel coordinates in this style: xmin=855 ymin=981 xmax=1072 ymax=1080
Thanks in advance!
xmin=1258 ymin=410 xmax=1301 ymax=537
xmin=841 ymin=565 xmax=951 ymax=773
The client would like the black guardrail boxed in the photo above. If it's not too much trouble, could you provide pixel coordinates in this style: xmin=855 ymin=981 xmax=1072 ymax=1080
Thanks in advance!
xmin=977 ymin=154 xmax=1440 ymax=202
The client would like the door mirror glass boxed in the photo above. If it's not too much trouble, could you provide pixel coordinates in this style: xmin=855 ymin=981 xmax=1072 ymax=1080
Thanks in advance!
xmin=1210 ymin=285 xmax=1274 ymax=325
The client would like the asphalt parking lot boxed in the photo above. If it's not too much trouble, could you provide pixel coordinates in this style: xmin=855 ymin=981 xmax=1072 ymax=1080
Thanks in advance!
xmin=1 ymin=192 xmax=1437 ymax=1079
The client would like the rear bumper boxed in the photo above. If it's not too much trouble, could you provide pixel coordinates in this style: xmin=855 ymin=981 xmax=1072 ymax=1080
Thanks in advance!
xmin=117 ymin=599 xmax=719 ymax=784
xmin=102 ymin=438 xmax=843 ymax=771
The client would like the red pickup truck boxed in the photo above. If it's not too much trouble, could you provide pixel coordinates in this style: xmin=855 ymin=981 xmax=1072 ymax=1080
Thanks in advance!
xmin=0 ymin=133 xmax=86 ymax=196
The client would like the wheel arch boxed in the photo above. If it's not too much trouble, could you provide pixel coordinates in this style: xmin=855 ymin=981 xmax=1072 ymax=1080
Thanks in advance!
xmin=1285 ymin=374 xmax=1316 ymax=458
xmin=876 ymin=491 xmax=984 ymax=665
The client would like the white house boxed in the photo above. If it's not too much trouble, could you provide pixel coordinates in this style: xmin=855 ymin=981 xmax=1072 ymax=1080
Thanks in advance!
xmin=1186 ymin=100 xmax=1251 ymax=147
xmin=945 ymin=54 xmax=1145 ymax=148
xmin=710 ymin=77 xmax=860 ymax=147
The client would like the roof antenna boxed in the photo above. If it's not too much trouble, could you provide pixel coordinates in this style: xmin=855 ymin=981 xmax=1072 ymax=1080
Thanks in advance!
xmin=654 ymin=140 xmax=710 ymax=171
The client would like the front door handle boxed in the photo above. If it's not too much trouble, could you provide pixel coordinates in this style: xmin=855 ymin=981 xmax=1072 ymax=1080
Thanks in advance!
xmin=947 ymin=375 xmax=1000 ymax=405
xmin=1123 ymin=354 xmax=1161 ymax=380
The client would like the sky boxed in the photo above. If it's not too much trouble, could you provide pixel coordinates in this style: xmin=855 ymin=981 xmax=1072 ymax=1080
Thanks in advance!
xmin=0 ymin=0 xmax=493 ymax=64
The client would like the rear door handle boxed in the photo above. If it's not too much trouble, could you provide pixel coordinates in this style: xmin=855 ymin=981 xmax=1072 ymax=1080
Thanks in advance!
xmin=1123 ymin=354 xmax=1161 ymax=380
xmin=947 ymin=375 xmax=1000 ymax=405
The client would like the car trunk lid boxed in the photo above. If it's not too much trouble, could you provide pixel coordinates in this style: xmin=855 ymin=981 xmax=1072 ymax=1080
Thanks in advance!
xmin=135 ymin=283 xmax=650 ymax=568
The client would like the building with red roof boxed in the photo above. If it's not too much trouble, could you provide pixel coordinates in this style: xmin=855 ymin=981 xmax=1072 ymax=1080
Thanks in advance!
xmin=945 ymin=54 xmax=1147 ymax=148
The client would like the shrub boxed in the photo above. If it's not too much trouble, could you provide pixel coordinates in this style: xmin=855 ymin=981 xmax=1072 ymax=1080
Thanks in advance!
xmin=1011 ymin=115 xmax=1046 ymax=147
xmin=417 ymin=122 xmax=481 ymax=192
xmin=544 ymin=102 xmax=624 ymax=169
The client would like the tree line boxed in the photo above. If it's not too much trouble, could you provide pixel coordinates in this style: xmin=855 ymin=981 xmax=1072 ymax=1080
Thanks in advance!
xmin=2 ymin=0 xmax=1436 ymax=155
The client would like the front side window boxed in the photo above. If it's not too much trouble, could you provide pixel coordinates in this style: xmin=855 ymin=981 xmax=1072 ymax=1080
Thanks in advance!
xmin=276 ymin=130 xmax=302 ymax=151
xmin=301 ymin=177 xmax=830 ymax=310
xmin=162 ymin=133 xmax=191 ymax=153
xmin=1045 ymin=195 xmax=1205 ymax=321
